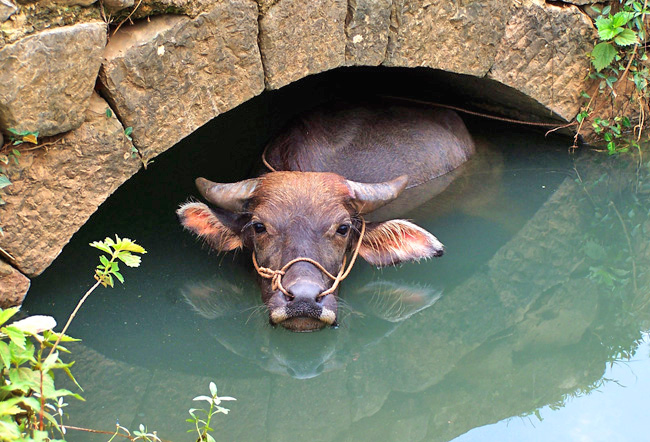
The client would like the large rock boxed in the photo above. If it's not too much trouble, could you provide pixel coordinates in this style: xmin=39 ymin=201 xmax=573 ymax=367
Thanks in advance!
xmin=0 ymin=0 xmax=17 ymax=22
xmin=0 ymin=22 xmax=106 ymax=137
xmin=344 ymin=0 xmax=392 ymax=66
xmin=99 ymin=0 xmax=264 ymax=160
xmin=384 ymin=0 xmax=515 ymax=77
xmin=0 ymin=93 xmax=141 ymax=277
xmin=0 ymin=260 xmax=29 ymax=308
xmin=488 ymin=2 xmax=595 ymax=121
xmin=259 ymin=0 xmax=347 ymax=89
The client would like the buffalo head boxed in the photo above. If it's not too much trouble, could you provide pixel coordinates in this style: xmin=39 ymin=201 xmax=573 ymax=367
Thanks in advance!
xmin=177 ymin=171 xmax=444 ymax=332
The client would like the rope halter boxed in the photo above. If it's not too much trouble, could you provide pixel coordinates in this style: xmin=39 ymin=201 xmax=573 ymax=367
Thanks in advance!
xmin=252 ymin=219 xmax=366 ymax=299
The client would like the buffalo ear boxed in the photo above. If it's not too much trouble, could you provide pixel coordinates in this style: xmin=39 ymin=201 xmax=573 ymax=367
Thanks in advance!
xmin=358 ymin=220 xmax=444 ymax=267
xmin=177 ymin=202 xmax=244 ymax=251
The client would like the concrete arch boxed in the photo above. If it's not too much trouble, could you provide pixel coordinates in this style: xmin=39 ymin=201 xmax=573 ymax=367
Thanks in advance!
xmin=0 ymin=0 xmax=596 ymax=303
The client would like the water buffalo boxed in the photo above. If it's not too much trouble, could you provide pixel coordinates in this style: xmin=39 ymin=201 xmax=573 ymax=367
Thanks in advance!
xmin=177 ymin=101 xmax=475 ymax=332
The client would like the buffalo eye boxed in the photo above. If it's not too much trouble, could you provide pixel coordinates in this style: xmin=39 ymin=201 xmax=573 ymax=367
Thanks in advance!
xmin=252 ymin=222 xmax=266 ymax=234
xmin=336 ymin=224 xmax=350 ymax=236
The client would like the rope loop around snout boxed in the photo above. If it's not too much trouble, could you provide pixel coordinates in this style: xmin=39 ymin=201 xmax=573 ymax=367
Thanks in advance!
xmin=252 ymin=219 xmax=366 ymax=299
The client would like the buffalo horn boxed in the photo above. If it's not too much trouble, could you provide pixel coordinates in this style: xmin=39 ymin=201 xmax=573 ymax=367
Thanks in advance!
xmin=195 ymin=177 xmax=259 ymax=213
xmin=346 ymin=175 xmax=409 ymax=214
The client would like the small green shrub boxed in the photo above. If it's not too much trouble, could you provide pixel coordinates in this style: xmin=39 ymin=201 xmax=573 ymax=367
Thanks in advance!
xmin=580 ymin=0 xmax=650 ymax=154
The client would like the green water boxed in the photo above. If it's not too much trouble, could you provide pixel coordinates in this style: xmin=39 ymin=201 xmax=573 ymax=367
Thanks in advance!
xmin=22 ymin=90 xmax=650 ymax=441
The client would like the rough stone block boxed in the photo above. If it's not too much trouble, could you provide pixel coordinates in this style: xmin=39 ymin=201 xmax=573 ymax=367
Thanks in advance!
xmin=259 ymin=0 xmax=347 ymax=89
xmin=99 ymin=0 xmax=264 ymax=160
xmin=384 ymin=0 xmax=514 ymax=77
xmin=0 ymin=22 xmax=106 ymax=137
xmin=0 ymin=0 xmax=17 ymax=22
xmin=345 ymin=0 xmax=392 ymax=66
xmin=0 ymin=259 xmax=29 ymax=308
xmin=0 ymin=93 xmax=141 ymax=276
xmin=488 ymin=2 xmax=595 ymax=121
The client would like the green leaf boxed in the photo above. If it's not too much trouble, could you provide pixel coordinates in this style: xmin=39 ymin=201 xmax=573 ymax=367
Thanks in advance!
xmin=41 ymin=350 xmax=59 ymax=373
xmin=106 ymin=108 xmax=113 ymax=118
xmin=0 ymin=175 xmax=11 ymax=189
xmin=0 ymin=419 xmax=22 ymax=438
xmin=611 ymin=11 xmax=634 ymax=28
xmin=62 ymin=363 xmax=84 ymax=391
xmin=0 ymin=341 xmax=11 ymax=369
xmin=89 ymin=240 xmax=112 ymax=254
xmin=6 ymin=367 xmax=41 ymax=394
xmin=0 ymin=398 xmax=25 ymax=416
xmin=622 ymin=116 xmax=632 ymax=128
xmin=592 ymin=42 xmax=617 ymax=71
xmin=114 ymin=237 xmax=147 ymax=254
xmin=114 ymin=271 xmax=124 ymax=284
xmin=614 ymin=28 xmax=638 ymax=46
xmin=52 ymin=387 xmax=84 ymax=401
xmin=0 ymin=307 xmax=19 ymax=327
xmin=2 ymin=326 xmax=26 ymax=349
xmin=116 ymin=251 xmax=142 ymax=268
xmin=7 ymin=339 xmax=36 ymax=366
xmin=43 ymin=330 xmax=80 ymax=343
xmin=597 ymin=26 xmax=619 ymax=41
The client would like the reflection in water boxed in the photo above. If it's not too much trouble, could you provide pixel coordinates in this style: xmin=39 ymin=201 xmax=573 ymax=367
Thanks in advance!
xmin=22 ymin=110 xmax=650 ymax=441
xmin=180 ymin=275 xmax=441 ymax=379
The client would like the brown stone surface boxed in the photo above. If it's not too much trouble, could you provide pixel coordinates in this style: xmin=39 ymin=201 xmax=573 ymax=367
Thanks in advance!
xmin=103 ymin=0 xmax=133 ymax=11
xmin=0 ymin=0 xmax=17 ymax=22
xmin=344 ymin=0 xmax=391 ymax=66
xmin=0 ymin=21 xmax=106 ymax=137
xmin=99 ymin=1 xmax=264 ymax=160
xmin=259 ymin=0 xmax=347 ymax=89
xmin=488 ymin=2 xmax=595 ymax=121
xmin=36 ymin=0 xmax=97 ymax=6
xmin=384 ymin=0 xmax=515 ymax=77
xmin=0 ymin=259 xmax=29 ymax=307
xmin=0 ymin=93 xmax=141 ymax=276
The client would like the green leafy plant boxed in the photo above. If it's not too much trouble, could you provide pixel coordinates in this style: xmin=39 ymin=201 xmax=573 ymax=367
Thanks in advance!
xmin=0 ymin=236 xmax=235 ymax=440
xmin=6 ymin=129 xmax=38 ymax=146
xmin=0 ymin=307 xmax=82 ymax=441
xmin=187 ymin=382 xmax=236 ymax=442
xmin=592 ymin=9 xmax=639 ymax=72
xmin=578 ymin=1 xmax=650 ymax=154
xmin=51 ymin=236 xmax=147 ymax=353
xmin=124 ymin=126 xmax=133 ymax=141
xmin=0 ymin=236 xmax=147 ymax=440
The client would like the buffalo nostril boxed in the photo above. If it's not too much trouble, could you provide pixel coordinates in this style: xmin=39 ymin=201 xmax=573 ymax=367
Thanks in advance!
xmin=287 ymin=281 xmax=322 ymax=301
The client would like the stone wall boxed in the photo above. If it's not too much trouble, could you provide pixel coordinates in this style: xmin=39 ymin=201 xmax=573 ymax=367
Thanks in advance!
xmin=0 ymin=0 xmax=599 ymax=304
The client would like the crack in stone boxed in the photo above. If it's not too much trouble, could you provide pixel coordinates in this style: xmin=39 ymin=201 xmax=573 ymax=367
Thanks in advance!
xmin=255 ymin=0 xmax=272 ymax=90
xmin=382 ymin=0 xmax=397 ymax=65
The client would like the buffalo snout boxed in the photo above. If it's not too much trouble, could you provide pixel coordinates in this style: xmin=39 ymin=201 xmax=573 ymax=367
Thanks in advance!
xmin=269 ymin=276 xmax=338 ymax=332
